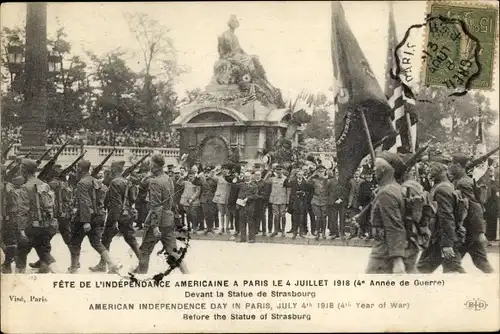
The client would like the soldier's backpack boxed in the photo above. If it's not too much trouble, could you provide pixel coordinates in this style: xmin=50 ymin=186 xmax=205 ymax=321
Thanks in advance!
xmin=431 ymin=181 xmax=468 ymax=244
xmin=401 ymin=182 xmax=430 ymax=250
xmin=34 ymin=182 xmax=56 ymax=229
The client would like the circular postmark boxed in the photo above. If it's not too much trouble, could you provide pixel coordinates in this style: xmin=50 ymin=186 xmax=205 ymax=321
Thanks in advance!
xmin=393 ymin=13 xmax=483 ymax=98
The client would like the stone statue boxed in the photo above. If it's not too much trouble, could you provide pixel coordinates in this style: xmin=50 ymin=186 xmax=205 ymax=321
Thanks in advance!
xmin=212 ymin=15 xmax=285 ymax=107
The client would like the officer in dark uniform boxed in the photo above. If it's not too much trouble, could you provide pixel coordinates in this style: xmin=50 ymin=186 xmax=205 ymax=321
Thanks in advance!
xmin=135 ymin=154 xmax=189 ymax=274
xmin=91 ymin=161 xmax=141 ymax=272
xmin=448 ymin=152 xmax=493 ymax=273
xmin=17 ymin=159 xmax=58 ymax=273
xmin=366 ymin=152 xmax=408 ymax=274
xmin=417 ymin=157 xmax=466 ymax=273
xmin=69 ymin=159 xmax=121 ymax=273
xmin=1 ymin=175 xmax=24 ymax=273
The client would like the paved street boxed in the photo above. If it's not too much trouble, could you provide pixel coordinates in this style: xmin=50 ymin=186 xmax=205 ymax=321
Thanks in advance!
xmin=12 ymin=234 xmax=500 ymax=276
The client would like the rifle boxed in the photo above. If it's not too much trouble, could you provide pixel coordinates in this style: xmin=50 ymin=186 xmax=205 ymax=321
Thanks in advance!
xmin=36 ymin=145 xmax=55 ymax=166
xmin=38 ymin=140 xmax=70 ymax=182
xmin=91 ymin=148 xmax=116 ymax=178
xmin=403 ymin=139 xmax=432 ymax=172
xmin=466 ymin=145 xmax=500 ymax=172
xmin=122 ymin=153 xmax=151 ymax=178
xmin=2 ymin=142 xmax=14 ymax=161
xmin=5 ymin=147 xmax=34 ymax=180
xmin=59 ymin=150 xmax=87 ymax=179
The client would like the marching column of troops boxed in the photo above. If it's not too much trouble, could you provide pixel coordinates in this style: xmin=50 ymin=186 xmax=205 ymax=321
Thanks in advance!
xmin=1 ymin=144 xmax=497 ymax=275
xmin=1 ymin=150 xmax=189 ymax=274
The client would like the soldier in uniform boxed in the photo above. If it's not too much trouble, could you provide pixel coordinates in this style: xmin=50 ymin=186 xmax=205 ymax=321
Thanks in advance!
xmin=366 ymin=152 xmax=408 ymax=274
xmin=135 ymin=154 xmax=189 ymax=274
xmin=448 ymin=153 xmax=493 ymax=273
xmin=68 ymin=159 xmax=121 ymax=274
xmin=1 ymin=174 xmax=24 ymax=273
xmin=417 ymin=158 xmax=466 ymax=273
xmin=91 ymin=161 xmax=141 ymax=272
xmin=16 ymin=159 xmax=58 ymax=273
xmin=135 ymin=161 xmax=151 ymax=230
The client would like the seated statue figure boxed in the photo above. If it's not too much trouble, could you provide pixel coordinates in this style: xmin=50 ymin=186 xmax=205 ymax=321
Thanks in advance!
xmin=213 ymin=15 xmax=285 ymax=107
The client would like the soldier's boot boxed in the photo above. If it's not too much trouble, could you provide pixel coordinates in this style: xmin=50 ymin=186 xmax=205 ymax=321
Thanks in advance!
xmin=38 ymin=262 xmax=55 ymax=274
xmin=292 ymin=233 xmax=297 ymax=240
xmin=68 ymin=255 xmax=80 ymax=274
xmin=89 ymin=258 xmax=107 ymax=272
xmin=1 ymin=262 xmax=12 ymax=274
xmin=100 ymin=251 xmax=122 ymax=274
xmin=29 ymin=260 xmax=41 ymax=269
xmin=270 ymin=232 xmax=278 ymax=237
xmin=1 ymin=246 xmax=16 ymax=273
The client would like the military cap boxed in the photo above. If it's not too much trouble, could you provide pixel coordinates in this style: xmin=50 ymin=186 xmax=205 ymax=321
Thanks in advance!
xmin=21 ymin=159 xmax=38 ymax=174
xmin=111 ymin=160 xmax=126 ymax=169
xmin=173 ymin=167 xmax=180 ymax=173
xmin=77 ymin=159 xmax=91 ymax=171
xmin=253 ymin=163 xmax=262 ymax=169
xmin=376 ymin=151 xmax=406 ymax=176
xmin=11 ymin=175 xmax=25 ymax=186
xmin=167 ymin=164 xmax=174 ymax=170
xmin=429 ymin=155 xmax=452 ymax=165
xmin=151 ymin=154 xmax=165 ymax=167
xmin=238 ymin=161 xmax=248 ymax=166
xmin=451 ymin=152 xmax=470 ymax=166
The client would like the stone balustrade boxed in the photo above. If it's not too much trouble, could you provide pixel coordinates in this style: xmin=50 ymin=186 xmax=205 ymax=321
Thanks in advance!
xmin=6 ymin=144 xmax=180 ymax=168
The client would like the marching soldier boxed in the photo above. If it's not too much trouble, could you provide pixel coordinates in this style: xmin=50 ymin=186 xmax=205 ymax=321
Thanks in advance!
xmin=135 ymin=161 xmax=151 ymax=230
xmin=16 ymin=159 xmax=58 ymax=273
xmin=448 ymin=153 xmax=493 ymax=273
xmin=91 ymin=161 xmax=140 ymax=272
xmin=1 ymin=174 xmax=24 ymax=273
xmin=417 ymin=158 xmax=466 ymax=273
xmin=365 ymin=152 xmax=408 ymax=274
xmin=68 ymin=159 xmax=121 ymax=274
xmin=135 ymin=154 xmax=189 ymax=274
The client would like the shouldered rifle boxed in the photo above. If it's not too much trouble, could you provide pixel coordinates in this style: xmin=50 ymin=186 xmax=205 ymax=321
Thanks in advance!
xmin=59 ymin=150 xmax=87 ymax=179
xmin=122 ymin=153 xmax=151 ymax=178
xmin=2 ymin=141 xmax=14 ymax=161
xmin=91 ymin=148 xmax=116 ymax=178
xmin=466 ymin=145 xmax=500 ymax=173
xmin=36 ymin=145 xmax=55 ymax=165
xmin=38 ymin=140 xmax=70 ymax=182
xmin=403 ymin=139 xmax=432 ymax=173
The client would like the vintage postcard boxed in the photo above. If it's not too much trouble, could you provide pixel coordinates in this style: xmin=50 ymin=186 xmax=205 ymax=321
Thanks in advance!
xmin=1 ymin=1 xmax=499 ymax=333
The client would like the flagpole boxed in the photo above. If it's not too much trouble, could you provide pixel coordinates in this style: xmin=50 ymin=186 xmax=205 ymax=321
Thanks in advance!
xmin=359 ymin=107 xmax=376 ymax=164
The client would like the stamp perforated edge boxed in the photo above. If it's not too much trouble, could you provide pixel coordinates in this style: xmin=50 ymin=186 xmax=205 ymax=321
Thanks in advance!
xmin=421 ymin=0 xmax=499 ymax=92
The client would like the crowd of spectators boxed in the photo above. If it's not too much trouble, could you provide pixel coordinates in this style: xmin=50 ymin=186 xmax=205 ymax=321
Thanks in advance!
xmin=1 ymin=126 xmax=179 ymax=148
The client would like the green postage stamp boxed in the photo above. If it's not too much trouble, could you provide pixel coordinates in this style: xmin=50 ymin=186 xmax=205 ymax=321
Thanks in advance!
xmin=423 ymin=2 xmax=498 ymax=90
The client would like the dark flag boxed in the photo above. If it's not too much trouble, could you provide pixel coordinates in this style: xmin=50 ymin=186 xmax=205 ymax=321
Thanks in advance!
xmin=382 ymin=2 xmax=418 ymax=153
xmin=331 ymin=1 xmax=395 ymax=186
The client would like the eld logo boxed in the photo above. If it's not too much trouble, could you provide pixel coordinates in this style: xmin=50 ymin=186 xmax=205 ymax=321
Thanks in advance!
xmin=464 ymin=299 xmax=488 ymax=311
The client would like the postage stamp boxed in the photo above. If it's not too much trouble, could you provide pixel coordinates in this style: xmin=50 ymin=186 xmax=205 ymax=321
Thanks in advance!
xmin=423 ymin=2 xmax=498 ymax=90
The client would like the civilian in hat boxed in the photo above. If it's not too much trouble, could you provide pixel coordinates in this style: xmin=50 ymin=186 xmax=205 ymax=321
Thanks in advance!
xmin=236 ymin=171 xmax=260 ymax=243
xmin=347 ymin=170 xmax=363 ymax=238
xmin=307 ymin=164 xmax=329 ymax=240
xmin=68 ymin=159 xmax=121 ymax=274
xmin=254 ymin=169 xmax=271 ymax=236
xmin=417 ymin=160 xmax=466 ymax=273
xmin=268 ymin=164 xmax=288 ymax=237
xmin=179 ymin=170 xmax=201 ymax=232
xmin=136 ymin=154 xmax=189 ymax=274
xmin=193 ymin=166 xmax=217 ymax=234
xmin=16 ymin=159 xmax=57 ymax=273
xmin=284 ymin=168 xmax=309 ymax=239
xmin=448 ymin=152 xmax=493 ymax=273
xmin=327 ymin=169 xmax=346 ymax=240
xmin=366 ymin=152 xmax=408 ymax=274
xmin=91 ymin=160 xmax=141 ymax=272
xmin=212 ymin=163 xmax=232 ymax=234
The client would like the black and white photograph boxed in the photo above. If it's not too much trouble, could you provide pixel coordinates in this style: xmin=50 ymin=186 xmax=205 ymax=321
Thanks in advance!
xmin=1 ymin=1 xmax=499 ymax=333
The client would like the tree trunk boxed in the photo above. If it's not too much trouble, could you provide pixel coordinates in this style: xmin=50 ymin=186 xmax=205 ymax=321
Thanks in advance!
xmin=20 ymin=3 xmax=48 ymax=158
